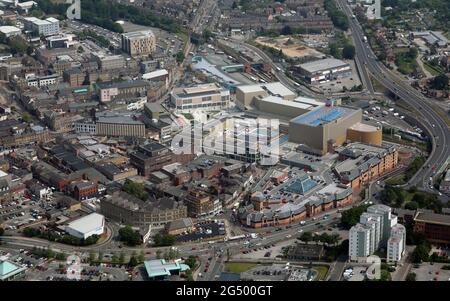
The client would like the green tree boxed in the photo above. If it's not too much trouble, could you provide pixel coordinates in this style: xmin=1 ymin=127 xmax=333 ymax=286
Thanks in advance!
xmin=118 ymin=226 xmax=142 ymax=246
xmin=185 ymin=269 xmax=194 ymax=281
xmin=430 ymin=74 xmax=449 ymax=90
xmin=342 ymin=44 xmax=355 ymax=59
xmin=329 ymin=43 xmax=342 ymax=59
xmin=22 ymin=112 xmax=31 ymax=123
xmin=8 ymin=37 xmax=28 ymax=55
xmin=138 ymin=250 xmax=145 ymax=263
xmin=153 ymin=232 xmax=175 ymax=247
xmin=379 ymin=269 xmax=392 ymax=281
xmin=405 ymin=201 xmax=419 ymax=210
xmin=123 ymin=180 xmax=148 ymax=201
xmin=281 ymin=25 xmax=292 ymax=35
xmin=111 ymin=253 xmax=119 ymax=264
xmin=46 ymin=247 xmax=55 ymax=259
xmin=299 ymin=231 xmax=313 ymax=243
xmin=89 ymin=252 xmax=97 ymax=264
xmin=184 ymin=256 xmax=197 ymax=269
xmin=341 ymin=205 xmax=369 ymax=229
xmin=411 ymin=243 xmax=431 ymax=263
xmin=156 ymin=250 xmax=162 ymax=259
xmin=119 ymin=252 xmax=126 ymax=265
xmin=405 ymin=272 xmax=416 ymax=281
xmin=55 ymin=252 xmax=67 ymax=261
xmin=175 ymin=51 xmax=185 ymax=64
xmin=128 ymin=256 xmax=139 ymax=267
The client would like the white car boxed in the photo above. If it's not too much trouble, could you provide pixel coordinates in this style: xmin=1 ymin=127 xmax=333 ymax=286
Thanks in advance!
xmin=286 ymin=234 xmax=292 ymax=238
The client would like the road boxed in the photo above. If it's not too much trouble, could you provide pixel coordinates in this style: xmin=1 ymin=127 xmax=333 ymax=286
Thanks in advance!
xmin=336 ymin=0 xmax=450 ymax=195
xmin=327 ymin=254 xmax=347 ymax=281
xmin=0 ymin=206 xmax=342 ymax=257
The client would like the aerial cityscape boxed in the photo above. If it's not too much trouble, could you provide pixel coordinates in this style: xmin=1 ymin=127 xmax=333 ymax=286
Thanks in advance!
xmin=0 ymin=0 xmax=449 ymax=285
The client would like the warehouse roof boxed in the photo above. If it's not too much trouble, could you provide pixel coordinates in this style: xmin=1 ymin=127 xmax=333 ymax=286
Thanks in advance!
xmin=298 ymin=58 xmax=349 ymax=73
xmin=236 ymin=82 xmax=295 ymax=99
xmin=259 ymin=96 xmax=313 ymax=110
xmin=263 ymin=82 xmax=296 ymax=98
xmin=0 ymin=26 xmax=20 ymax=34
xmin=66 ymin=213 xmax=105 ymax=234
xmin=294 ymin=96 xmax=325 ymax=107
xmin=142 ymin=69 xmax=168 ymax=80
xmin=414 ymin=211 xmax=450 ymax=226
xmin=236 ymin=84 xmax=265 ymax=94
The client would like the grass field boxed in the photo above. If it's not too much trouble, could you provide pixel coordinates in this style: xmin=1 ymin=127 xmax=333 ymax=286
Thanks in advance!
xmin=385 ymin=174 xmax=406 ymax=186
xmin=225 ymin=262 xmax=258 ymax=274
xmin=370 ymin=75 xmax=389 ymax=94
xmin=429 ymin=103 xmax=450 ymax=127
xmin=313 ymin=265 xmax=329 ymax=281
xmin=182 ymin=113 xmax=194 ymax=120
xmin=423 ymin=62 xmax=444 ymax=76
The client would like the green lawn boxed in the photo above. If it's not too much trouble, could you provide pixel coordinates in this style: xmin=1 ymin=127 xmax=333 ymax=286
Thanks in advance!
xmin=370 ymin=75 xmax=389 ymax=94
xmin=312 ymin=265 xmax=329 ymax=281
xmin=429 ymin=103 xmax=450 ymax=127
xmin=182 ymin=113 xmax=194 ymax=120
xmin=385 ymin=174 xmax=406 ymax=186
xmin=225 ymin=262 xmax=257 ymax=273
xmin=423 ymin=62 xmax=445 ymax=76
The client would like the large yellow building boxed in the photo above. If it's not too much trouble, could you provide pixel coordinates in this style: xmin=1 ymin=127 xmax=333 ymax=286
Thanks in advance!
xmin=347 ymin=122 xmax=382 ymax=146
xmin=289 ymin=105 xmax=363 ymax=155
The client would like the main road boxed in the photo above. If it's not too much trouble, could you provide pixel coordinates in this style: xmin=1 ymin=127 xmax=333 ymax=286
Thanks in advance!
xmin=336 ymin=0 xmax=450 ymax=194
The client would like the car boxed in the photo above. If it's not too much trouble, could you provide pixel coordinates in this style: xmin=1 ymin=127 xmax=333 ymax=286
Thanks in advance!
xmin=286 ymin=234 xmax=292 ymax=238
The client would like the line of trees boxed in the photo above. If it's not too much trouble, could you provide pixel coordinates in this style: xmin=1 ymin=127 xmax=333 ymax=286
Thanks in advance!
xmin=34 ymin=0 xmax=182 ymax=34
xmin=23 ymin=227 xmax=99 ymax=246
xmin=324 ymin=0 xmax=349 ymax=31
xmin=298 ymin=231 xmax=341 ymax=246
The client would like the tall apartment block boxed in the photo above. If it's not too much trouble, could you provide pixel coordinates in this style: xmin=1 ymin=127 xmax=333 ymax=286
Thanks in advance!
xmin=121 ymin=30 xmax=156 ymax=57
xmin=349 ymin=223 xmax=372 ymax=260
xmin=387 ymin=224 xmax=406 ymax=264
xmin=349 ymin=205 xmax=403 ymax=263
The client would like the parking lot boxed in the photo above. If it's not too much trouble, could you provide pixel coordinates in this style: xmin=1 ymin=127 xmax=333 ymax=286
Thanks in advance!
xmin=363 ymin=105 xmax=419 ymax=134
xmin=236 ymin=239 xmax=293 ymax=259
xmin=410 ymin=263 xmax=450 ymax=281
xmin=316 ymin=61 xmax=361 ymax=93
xmin=241 ymin=264 xmax=317 ymax=281
xmin=0 ymin=198 xmax=47 ymax=231
xmin=176 ymin=221 xmax=226 ymax=243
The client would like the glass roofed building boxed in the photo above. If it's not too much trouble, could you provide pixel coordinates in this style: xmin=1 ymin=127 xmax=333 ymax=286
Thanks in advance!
xmin=0 ymin=257 xmax=26 ymax=281
xmin=286 ymin=174 xmax=317 ymax=195
xmin=144 ymin=259 xmax=190 ymax=280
